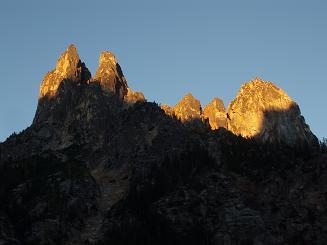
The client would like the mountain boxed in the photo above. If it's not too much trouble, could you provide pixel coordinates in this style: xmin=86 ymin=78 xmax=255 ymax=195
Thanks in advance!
xmin=160 ymin=94 xmax=227 ymax=129
xmin=172 ymin=93 xmax=202 ymax=122
xmin=39 ymin=44 xmax=91 ymax=98
xmin=0 ymin=45 xmax=326 ymax=245
xmin=226 ymin=77 xmax=318 ymax=147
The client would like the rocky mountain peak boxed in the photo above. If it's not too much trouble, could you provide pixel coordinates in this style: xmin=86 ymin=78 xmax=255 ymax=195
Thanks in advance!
xmin=203 ymin=97 xmax=227 ymax=129
xmin=173 ymin=93 xmax=202 ymax=122
xmin=99 ymin=51 xmax=117 ymax=64
xmin=227 ymin=77 xmax=318 ymax=146
xmin=161 ymin=95 xmax=227 ymax=130
xmin=39 ymin=44 xmax=91 ymax=98
xmin=93 ymin=51 xmax=128 ymax=99
xmin=237 ymin=77 xmax=293 ymax=107
xmin=55 ymin=44 xmax=80 ymax=75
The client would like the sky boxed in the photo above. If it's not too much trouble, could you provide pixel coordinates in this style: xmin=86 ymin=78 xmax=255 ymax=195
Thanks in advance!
xmin=0 ymin=0 xmax=326 ymax=142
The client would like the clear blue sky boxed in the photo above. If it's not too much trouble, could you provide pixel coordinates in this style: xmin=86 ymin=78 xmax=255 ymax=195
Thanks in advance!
xmin=0 ymin=0 xmax=326 ymax=142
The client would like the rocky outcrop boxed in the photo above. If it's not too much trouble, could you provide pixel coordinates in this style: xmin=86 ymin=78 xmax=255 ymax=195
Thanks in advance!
xmin=160 ymin=78 xmax=317 ymax=147
xmin=92 ymin=51 xmax=128 ymax=99
xmin=124 ymin=88 xmax=145 ymax=105
xmin=161 ymin=95 xmax=227 ymax=130
xmin=227 ymin=77 xmax=318 ymax=146
xmin=160 ymin=104 xmax=174 ymax=117
xmin=34 ymin=46 xmax=146 ymax=131
xmin=172 ymin=93 xmax=202 ymax=122
xmin=39 ymin=44 xmax=91 ymax=98
xmin=203 ymin=97 xmax=227 ymax=129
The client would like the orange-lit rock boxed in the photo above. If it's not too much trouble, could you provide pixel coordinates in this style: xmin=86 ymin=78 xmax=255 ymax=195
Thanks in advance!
xmin=203 ymin=97 xmax=227 ymax=129
xmin=173 ymin=93 xmax=202 ymax=122
xmin=93 ymin=51 xmax=128 ymax=99
xmin=227 ymin=77 xmax=318 ymax=146
xmin=39 ymin=44 xmax=91 ymax=98
xmin=160 ymin=104 xmax=174 ymax=117
xmin=161 ymin=95 xmax=227 ymax=129
xmin=124 ymin=87 xmax=145 ymax=104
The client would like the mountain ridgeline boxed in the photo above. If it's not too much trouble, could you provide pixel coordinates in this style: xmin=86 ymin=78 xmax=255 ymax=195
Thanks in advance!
xmin=0 ymin=45 xmax=326 ymax=245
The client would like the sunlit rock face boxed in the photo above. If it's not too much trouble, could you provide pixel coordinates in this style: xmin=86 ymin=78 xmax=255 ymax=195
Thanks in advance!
xmin=173 ymin=93 xmax=202 ymax=122
xmin=93 ymin=51 xmax=128 ymax=99
xmin=203 ymin=97 xmax=227 ymax=129
xmin=161 ymin=95 xmax=227 ymax=129
xmin=160 ymin=104 xmax=174 ymax=117
xmin=124 ymin=87 xmax=145 ymax=104
xmin=39 ymin=44 xmax=91 ymax=98
xmin=34 ymin=45 xmax=149 ymax=148
xmin=227 ymin=77 xmax=318 ymax=146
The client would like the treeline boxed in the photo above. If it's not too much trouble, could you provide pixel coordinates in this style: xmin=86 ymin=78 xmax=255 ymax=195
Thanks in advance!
xmin=218 ymin=129 xmax=321 ymax=180
xmin=320 ymin=138 xmax=327 ymax=153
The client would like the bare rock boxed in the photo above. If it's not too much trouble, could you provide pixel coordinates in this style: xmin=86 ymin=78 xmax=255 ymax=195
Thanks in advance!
xmin=203 ymin=97 xmax=227 ymax=130
xmin=173 ymin=93 xmax=202 ymax=122
xmin=92 ymin=51 xmax=128 ymax=99
xmin=227 ymin=77 xmax=318 ymax=146
xmin=39 ymin=44 xmax=91 ymax=98
xmin=123 ymin=88 xmax=145 ymax=105
xmin=160 ymin=104 xmax=174 ymax=117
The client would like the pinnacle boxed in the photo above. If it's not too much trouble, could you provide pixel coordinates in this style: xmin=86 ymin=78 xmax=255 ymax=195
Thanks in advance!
xmin=39 ymin=44 xmax=90 ymax=98
xmin=66 ymin=44 xmax=79 ymax=57
xmin=205 ymin=97 xmax=226 ymax=111
xmin=99 ymin=51 xmax=117 ymax=65
xmin=57 ymin=44 xmax=79 ymax=64
xmin=92 ymin=50 xmax=128 ymax=98
xmin=176 ymin=93 xmax=201 ymax=108
xmin=55 ymin=44 xmax=81 ymax=77
xmin=173 ymin=93 xmax=202 ymax=122
xmin=203 ymin=97 xmax=227 ymax=130
xmin=94 ymin=51 xmax=118 ymax=81
xmin=182 ymin=93 xmax=197 ymax=101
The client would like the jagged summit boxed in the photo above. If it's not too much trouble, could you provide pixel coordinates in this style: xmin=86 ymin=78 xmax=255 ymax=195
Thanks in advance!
xmin=34 ymin=45 xmax=146 ymax=132
xmin=56 ymin=44 xmax=80 ymax=74
xmin=160 ymin=94 xmax=227 ymax=129
xmin=235 ymin=77 xmax=293 ymax=108
xmin=173 ymin=93 xmax=202 ymax=122
xmin=38 ymin=46 xmax=317 ymax=147
xmin=227 ymin=77 xmax=318 ymax=146
xmin=203 ymin=97 xmax=227 ymax=129
xmin=39 ymin=44 xmax=91 ymax=98
xmin=98 ymin=51 xmax=117 ymax=64
xmin=158 ymin=77 xmax=317 ymax=147
xmin=93 ymin=50 xmax=128 ymax=99
xmin=38 ymin=45 xmax=145 ymax=105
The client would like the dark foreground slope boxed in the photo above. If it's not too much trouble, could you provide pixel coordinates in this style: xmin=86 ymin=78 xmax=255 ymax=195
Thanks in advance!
xmin=0 ymin=46 xmax=326 ymax=245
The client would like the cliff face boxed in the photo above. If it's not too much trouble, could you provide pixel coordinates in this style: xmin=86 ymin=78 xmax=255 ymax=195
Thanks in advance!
xmin=203 ymin=97 xmax=227 ymax=130
xmin=172 ymin=93 xmax=202 ymax=122
xmin=39 ymin=44 xmax=91 ymax=98
xmin=160 ymin=78 xmax=317 ymax=147
xmin=227 ymin=77 xmax=318 ymax=146
xmin=92 ymin=51 xmax=128 ymax=99
xmin=161 ymin=94 xmax=227 ymax=129
xmin=0 ymin=45 xmax=325 ymax=245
